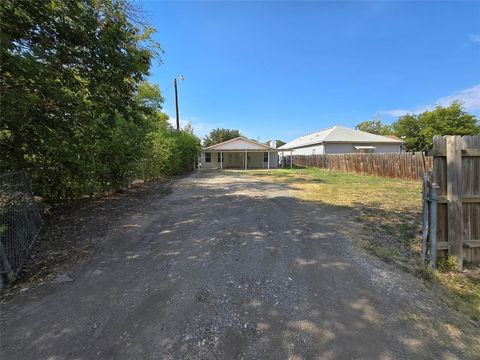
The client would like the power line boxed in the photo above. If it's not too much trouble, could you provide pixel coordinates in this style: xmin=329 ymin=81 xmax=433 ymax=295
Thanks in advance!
xmin=162 ymin=82 xmax=173 ymax=94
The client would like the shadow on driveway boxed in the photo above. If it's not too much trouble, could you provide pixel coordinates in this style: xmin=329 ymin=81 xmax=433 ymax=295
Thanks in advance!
xmin=1 ymin=172 xmax=474 ymax=359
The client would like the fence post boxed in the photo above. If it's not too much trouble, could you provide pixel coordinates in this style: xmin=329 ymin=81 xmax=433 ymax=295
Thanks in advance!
xmin=446 ymin=135 xmax=463 ymax=271
xmin=429 ymin=183 xmax=439 ymax=267
xmin=421 ymin=172 xmax=429 ymax=262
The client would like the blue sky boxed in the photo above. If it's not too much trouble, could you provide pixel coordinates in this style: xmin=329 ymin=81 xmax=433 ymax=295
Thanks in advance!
xmin=139 ymin=1 xmax=480 ymax=142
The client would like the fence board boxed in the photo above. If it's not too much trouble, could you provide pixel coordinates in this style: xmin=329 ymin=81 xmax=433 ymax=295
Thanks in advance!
xmin=446 ymin=136 xmax=463 ymax=269
xmin=430 ymin=135 xmax=480 ymax=267
xmin=288 ymin=152 xmax=432 ymax=180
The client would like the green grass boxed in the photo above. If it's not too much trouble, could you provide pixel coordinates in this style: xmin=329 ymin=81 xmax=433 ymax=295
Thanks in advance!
xmin=243 ymin=167 xmax=480 ymax=322
xmin=244 ymin=168 xmax=422 ymax=268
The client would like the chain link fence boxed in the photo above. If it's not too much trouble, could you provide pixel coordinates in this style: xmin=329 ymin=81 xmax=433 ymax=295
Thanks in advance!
xmin=1 ymin=171 xmax=43 ymax=284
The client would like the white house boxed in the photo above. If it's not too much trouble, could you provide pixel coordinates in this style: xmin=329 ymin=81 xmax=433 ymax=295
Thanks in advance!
xmin=278 ymin=125 xmax=404 ymax=155
xmin=200 ymin=137 xmax=279 ymax=170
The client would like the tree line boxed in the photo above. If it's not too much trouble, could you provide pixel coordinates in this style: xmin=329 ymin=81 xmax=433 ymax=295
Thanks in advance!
xmin=356 ymin=102 xmax=479 ymax=151
xmin=204 ymin=102 xmax=479 ymax=154
xmin=0 ymin=0 xmax=201 ymax=203
xmin=202 ymin=128 xmax=286 ymax=148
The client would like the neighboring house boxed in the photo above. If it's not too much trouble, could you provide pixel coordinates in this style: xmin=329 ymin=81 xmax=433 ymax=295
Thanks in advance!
xmin=200 ymin=137 xmax=279 ymax=170
xmin=278 ymin=125 xmax=404 ymax=155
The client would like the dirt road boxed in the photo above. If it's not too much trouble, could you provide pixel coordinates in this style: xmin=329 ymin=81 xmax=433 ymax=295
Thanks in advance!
xmin=0 ymin=172 xmax=474 ymax=359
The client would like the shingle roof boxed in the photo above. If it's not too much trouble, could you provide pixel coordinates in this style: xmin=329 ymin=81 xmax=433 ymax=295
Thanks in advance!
xmin=278 ymin=126 xmax=403 ymax=150
xmin=203 ymin=137 xmax=274 ymax=151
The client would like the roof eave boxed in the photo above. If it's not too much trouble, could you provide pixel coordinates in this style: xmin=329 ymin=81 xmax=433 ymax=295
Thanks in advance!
xmin=203 ymin=136 xmax=273 ymax=151
xmin=280 ymin=139 xmax=404 ymax=150
xmin=323 ymin=140 xmax=404 ymax=144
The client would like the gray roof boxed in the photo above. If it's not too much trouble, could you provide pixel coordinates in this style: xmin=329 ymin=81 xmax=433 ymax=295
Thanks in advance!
xmin=278 ymin=125 xmax=403 ymax=150
xmin=203 ymin=137 xmax=275 ymax=151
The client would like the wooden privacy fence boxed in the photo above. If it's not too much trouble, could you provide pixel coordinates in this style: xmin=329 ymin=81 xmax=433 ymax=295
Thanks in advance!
xmin=289 ymin=153 xmax=432 ymax=180
xmin=424 ymin=135 xmax=480 ymax=268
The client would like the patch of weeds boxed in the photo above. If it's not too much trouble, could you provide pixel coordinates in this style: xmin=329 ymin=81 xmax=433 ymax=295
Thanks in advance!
xmin=414 ymin=261 xmax=480 ymax=322
xmin=416 ymin=264 xmax=436 ymax=281
xmin=397 ymin=311 xmax=479 ymax=358
xmin=243 ymin=170 xmax=292 ymax=180
xmin=354 ymin=213 xmax=369 ymax=223
xmin=436 ymin=270 xmax=480 ymax=322
xmin=371 ymin=245 xmax=400 ymax=263
xmin=438 ymin=256 xmax=459 ymax=273
xmin=399 ymin=222 xmax=417 ymax=244
xmin=246 ymin=172 xmax=270 ymax=177
xmin=379 ymin=223 xmax=392 ymax=232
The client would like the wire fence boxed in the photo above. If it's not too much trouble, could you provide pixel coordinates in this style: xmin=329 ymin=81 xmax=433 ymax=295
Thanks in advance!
xmin=0 ymin=171 xmax=43 ymax=283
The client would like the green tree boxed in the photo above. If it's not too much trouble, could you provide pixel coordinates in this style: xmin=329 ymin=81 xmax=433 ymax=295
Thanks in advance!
xmin=0 ymin=0 xmax=200 ymax=202
xmin=141 ymin=121 xmax=201 ymax=178
xmin=356 ymin=119 xmax=392 ymax=135
xmin=392 ymin=102 xmax=479 ymax=151
xmin=203 ymin=128 xmax=242 ymax=147
xmin=136 ymin=82 xmax=164 ymax=114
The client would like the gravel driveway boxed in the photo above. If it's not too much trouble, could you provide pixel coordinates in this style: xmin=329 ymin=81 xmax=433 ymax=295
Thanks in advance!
xmin=0 ymin=171 xmax=473 ymax=359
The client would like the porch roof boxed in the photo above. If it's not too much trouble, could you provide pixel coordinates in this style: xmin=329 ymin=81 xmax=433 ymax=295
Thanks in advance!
xmin=203 ymin=137 xmax=278 ymax=152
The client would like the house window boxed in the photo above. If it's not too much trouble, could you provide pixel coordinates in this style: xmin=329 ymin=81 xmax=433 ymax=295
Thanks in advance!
xmin=264 ymin=152 xmax=268 ymax=162
xmin=205 ymin=152 xmax=211 ymax=162
xmin=353 ymin=145 xmax=376 ymax=153
xmin=217 ymin=153 xmax=224 ymax=162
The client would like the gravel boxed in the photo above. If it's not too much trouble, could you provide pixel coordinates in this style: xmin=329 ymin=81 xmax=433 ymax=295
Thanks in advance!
xmin=1 ymin=171 xmax=475 ymax=359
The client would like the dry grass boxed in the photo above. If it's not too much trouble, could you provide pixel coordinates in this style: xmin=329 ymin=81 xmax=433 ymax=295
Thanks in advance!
xmin=243 ymin=167 xmax=480 ymax=322
xmin=397 ymin=311 xmax=479 ymax=356
xmin=244 ymin=168 xmax=421 ymax=266
xmin=436 ymin=269 xmax=480 ymax=322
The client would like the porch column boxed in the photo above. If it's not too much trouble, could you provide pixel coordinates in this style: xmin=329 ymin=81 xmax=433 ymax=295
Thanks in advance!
xmin=267 ymin=152 xmax=270 ymax=170
xmin=245 ymin=151 xmax=248 ymax=170
xmin=290 ymin=150 xmax=293 ymax=168
xmin=282 ymin=151 xmax=284 ymax=168
xmin=220 ymin=152 xmax=223 ymax=171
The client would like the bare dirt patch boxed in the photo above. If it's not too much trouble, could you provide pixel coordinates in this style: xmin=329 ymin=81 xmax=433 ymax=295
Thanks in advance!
xmin=1 ymin=179 xmax=173 ymax=299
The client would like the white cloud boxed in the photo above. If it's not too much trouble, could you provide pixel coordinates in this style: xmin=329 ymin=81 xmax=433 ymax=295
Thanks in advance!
xmin=436 ymin=84 xmax=480 ymax=110
xmin=468 ymin=33 xmax=480 ymax=44
xmin=378 ymin=84 xmax=480 ymax=118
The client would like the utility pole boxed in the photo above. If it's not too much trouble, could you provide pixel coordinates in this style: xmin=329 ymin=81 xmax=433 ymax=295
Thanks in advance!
xmin=174 ymin=75 xmax=184 ymax=131
xmin=174 ymin=78 xmax=180 ymax=130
